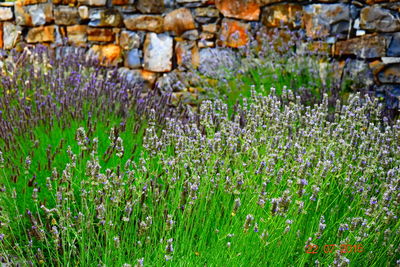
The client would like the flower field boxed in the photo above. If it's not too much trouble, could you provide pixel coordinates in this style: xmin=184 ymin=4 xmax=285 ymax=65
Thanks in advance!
xmin=0 ymin=47 xmax=399 ymax=266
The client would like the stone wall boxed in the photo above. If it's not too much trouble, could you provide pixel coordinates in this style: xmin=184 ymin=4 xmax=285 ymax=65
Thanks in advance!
xmin=0 ymin=0 xmax=399 ymax=103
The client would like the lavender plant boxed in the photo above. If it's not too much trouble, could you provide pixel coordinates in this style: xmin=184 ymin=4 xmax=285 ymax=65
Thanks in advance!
xmin=193 ymin=28 xmax=348 ymax=110
xmin=0 ymin=46 xmax=186 ymax=145
xmin=1 ymin=85 xmax=399 ymax=266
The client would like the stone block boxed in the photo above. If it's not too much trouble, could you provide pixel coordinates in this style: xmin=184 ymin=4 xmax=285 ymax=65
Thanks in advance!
xmin=67 ymin=25 xmax=87 ymax=45
xmin=202 ymin=23 xmax=218 ymax=33
xmin=334 ymin=34 xmax=386 ymax=59
xmin=3 ymin=22 xmax=21 ymax=49
xmin=53 ymin=0 xmax=78 ymax=5
xmin=123 ymin=15 xmax=164 ymax=33
xmin=124 ymin=48 xmax=142 ymax=69
xmin=119 ymin=30 xmax=143 ymax=50
xmin=378 ymin=64 xmax=400 ymax=83
xmin=0 ymin=7 xmax=13 ymax=21
xmin=87 ymin=27 xmax=115 ymax=42
xmin=15 ymin=2 xmax=53 ymax=26
xmin=164 ymin=8 xmax=196 ymax=36
xmin=175 ymin=40 xmax=200 ymax=68
xmin=360 ymin=6 xmax=400 ymax=32
xmin=89 ymin=9 xmax=122 ymax=27
xmin=218 ymin=18 xmax=250 ymax=48
xmin=54 ymin=6 xmax=80 ymax=25
xmin=136 ymin=0 xmax=165 ymax=14
xmin=216 ymin=0 xmax=260 ymax=21
xmin=88 ymin=44 xmax=122 ymax=66
xmin=143 ymin=33 xmax=173 ymax=72
xmin=78 ymin=0 xmax=107 ymax=6
xmin=78 ymin=6 xmax=89 ymax=20
xmin=262 ymin=4 xmax=302 ymax=29
xmin=303 ymin=4 xmax=350 ymax=39
xmin=388 ymin=33 xmax=400 ymax=57
xmin=19 ymin=0 xmax=47 ymax=6
xmin=26 ymin=25 xmax=55 ymax=43
xmin=194 ymin=7 xmax=220 ymax=17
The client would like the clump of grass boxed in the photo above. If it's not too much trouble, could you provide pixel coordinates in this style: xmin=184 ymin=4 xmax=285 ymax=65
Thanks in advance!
xmin=1 ymin=89 xmax=399 ymax=266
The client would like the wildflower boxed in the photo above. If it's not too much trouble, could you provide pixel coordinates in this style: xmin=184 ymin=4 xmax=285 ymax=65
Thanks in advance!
xmin=135 ymin=258 xmax=144 ymax=267
xmin=75 ymin=127 xmax=88 ymax=150
xmin=232 ymin=198 xmax=241 ymax=215
xmin=243 ymin=214 xmax=254 ymax=232
xmin=115 ymin=137 xmax=124 ymax=158
xmin=113 ymin=236 xmax=120 ymax=248
xmin=0 ymin=151 xmax=4 ymax=167
xmin=254 ymin=223 xmax=259 ymax=233
xmin=166 ymin=214 xmax=174 ymax=231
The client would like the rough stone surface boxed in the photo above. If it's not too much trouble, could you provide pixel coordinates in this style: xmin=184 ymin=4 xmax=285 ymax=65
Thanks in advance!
xmin=334 ymin=34 xmax=386 ymax=59
xmin=1 ymin=0 xmax=399 ymax=92
xmin=123 ymin=15 xmax=164 ymax=33
xmin=219 ymin=18 xmax=250 ymax=48
xmin=0 ymin=23 xmax=2 ymax=49
xmin=388 ymin=33 xmax=400 ymax=56
xmin=164 ymin=8 xmax=196 ymax=36
xmin=124 ymin=49 xmax=142 ymax=69
xmin=200 ymin=31 xmax=214 ymax=40
xmin=89 ymin=9 xmax=122 ymax=27
xmin=256 ymin=0 xmax=285 ymax=5
xmin=182 ymin=29 xmax=199 ymax=40
xmin=87 ymin=27 xmax=115 ymax=42
xmin=198 ymin=40 xmax=214 ymax=48
xmin=20 ymin=0 xmax=47 ymax=5
xmin=140 ymin=69 xmax=159 ymax=87
xmin=67 ymin=25 xmax=87 ymax=45
xmin=54 ymin=6 xmax=80 ymax=25
xmin=202 ymin=23 xmax=218 ymax=33
xmin=27 ymin=25 xmax=55 ymax=43
xmin=3 ymin=22 xmax=21 ymax=49
xmin=112 ymin=0 xmax=134 ymax=5
xmin=194 ymin=7 xmax=220 ymax=17
xmin=143 ymin=33 xmax=173 ymax=72
xmin=53 ymin=0 xmax=77 ymax=4
xmin=78 ymin=6 xmax=89 ymax=20
xmin=175 ymin=40 xmax=200 ymax=68
xmin=89 ymin=44 xmax=122 ymax=66
xmin=378 ymin=64 xmax=400 ymax=83
xmin=137 ymin=0 xmax=165 ymax=14
xmin=78 ymin=0 xmax=107 ymax=6
xmin=303 ymin=4 xmax=350 ymax=38
xmin=0 ymin=7 xmax=13 ymax=21
xmin=262 ymin=4 xmax=302 ymax=29
xmin=15 ymin=3 xmax=53 ymax=27
xmin=216 ymin=0 xmax=260 ymax=21
xmin=360 ymin=6 xmax=400 ymax=33
xmin=119 ymin=30 xmax=143 ymax=50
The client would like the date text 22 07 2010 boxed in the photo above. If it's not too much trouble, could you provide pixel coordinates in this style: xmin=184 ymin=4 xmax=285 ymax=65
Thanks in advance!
xmin=305 ymin=244 xmax=364 ymax=254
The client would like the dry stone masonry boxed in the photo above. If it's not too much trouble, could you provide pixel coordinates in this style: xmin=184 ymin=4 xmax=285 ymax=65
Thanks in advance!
xmin=0 ymin=0 xmax=399 ymax=102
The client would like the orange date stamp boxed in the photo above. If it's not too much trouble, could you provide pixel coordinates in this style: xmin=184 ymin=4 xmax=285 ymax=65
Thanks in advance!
xmin=305 ymin=244 xmax=364 ymax=254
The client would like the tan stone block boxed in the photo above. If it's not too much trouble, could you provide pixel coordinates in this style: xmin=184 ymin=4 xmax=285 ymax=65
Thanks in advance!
xmin=164 ymin=8 xmax=196 ymax=36
xmin=262 ymin=3 xmax=302 ymax=29
xmin=26 ymin=25 xmax=55 ymax=43
xmin=87 ymin=27 xmax=115 ymax=42
xmin=67 ymin=25 xmax=87 ymax=45
xmin=123 ymin=15 xmax=164 ymax=33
